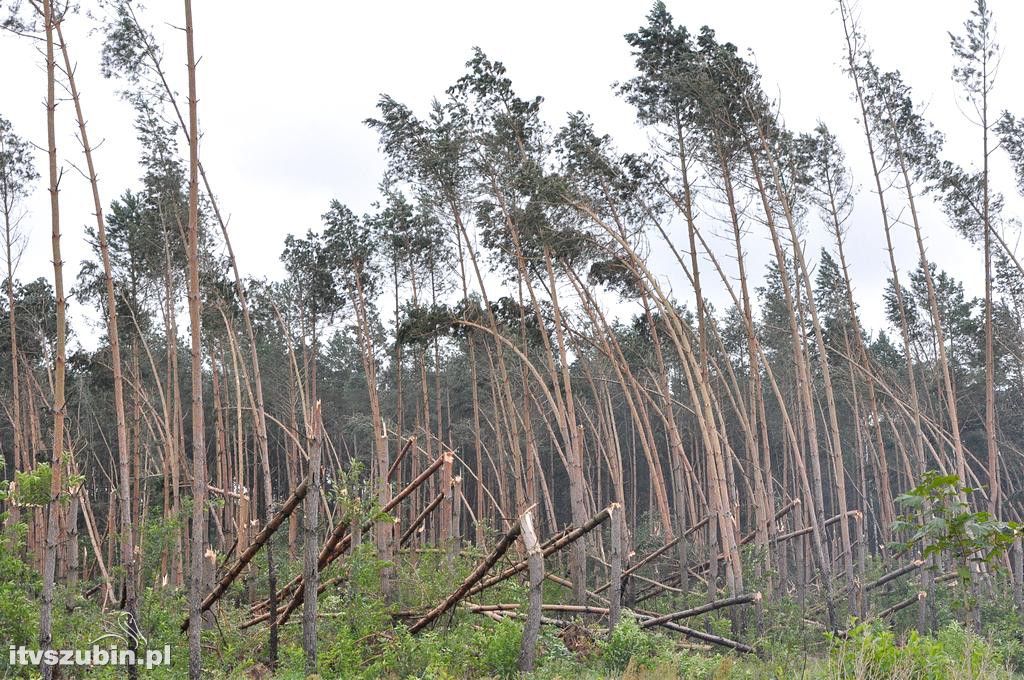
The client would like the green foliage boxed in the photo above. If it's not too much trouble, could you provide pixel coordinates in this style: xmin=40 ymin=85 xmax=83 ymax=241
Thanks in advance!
xmin=893 ymin=472 xmax=1021 ymax=593
xmin=827 ymin=620 xmax=1012 ymax=679
xmin=0 ymin=521 xmax=37 ymax=677
xmin=601 ymin=613 xmax=670 ymax=672
xmin=8 ymin=463 xmax=53 ymax=507
xmin=1 ymin=462 xmax=85 ymax=508
xmin=140 ymin=506 xmax=182 ymax=586
xmin=479 ymin=616 xmax=524 ymax=678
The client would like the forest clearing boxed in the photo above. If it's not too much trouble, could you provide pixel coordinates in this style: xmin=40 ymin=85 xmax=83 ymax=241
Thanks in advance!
xmin=3 ymin=0 xmax=1024 ymax=677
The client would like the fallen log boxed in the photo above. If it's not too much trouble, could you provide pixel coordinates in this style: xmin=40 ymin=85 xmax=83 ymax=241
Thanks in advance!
xmin=771 ymin=510 xmax=857 ymax=546
xmin=466 ymin=505 xmax=613 ymax=598
xmin=386 ymin=437 xmax=416 ymax=482
xmin=876 ymin=592 xmax=926 ymax=622
xmin=182 ymin=476 xmax=309 ymax=631
xmin=409 ymin=519 xmax=523 ymax=634
xmin=254 ymin=454 xmax=447 ymax=613
xmin=867 ymin=560 xmax=925 ymax=592
xmin=639 ymin=592 xmax=762 ymax=629
xmin=490 ymin=610 xmax=575 ymax=629
xmin=466 ymin=603 xmax=612 ymax=616
xmin=651 ymin=620 xmax=755 ymax=654
xmin=542 ymin=574 xmax=756 ymax=654
xmin=400 ymin=492 xmax=444 ymax=546
xmin=207 ymin=483 xmax=249 ymax=501
xmin=630 ymin=572 xmax=686 ymax=594
xmin=540 ymin=526 xmax=573 ymax=550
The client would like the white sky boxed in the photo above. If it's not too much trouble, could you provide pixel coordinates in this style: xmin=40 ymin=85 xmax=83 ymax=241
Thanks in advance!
xmin=2 ymin=0 xmax=1023 ymax=350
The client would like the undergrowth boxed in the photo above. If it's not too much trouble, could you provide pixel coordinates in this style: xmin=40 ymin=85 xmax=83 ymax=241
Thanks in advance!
xmin=0 ymin=521 xmax=1022 ymax=679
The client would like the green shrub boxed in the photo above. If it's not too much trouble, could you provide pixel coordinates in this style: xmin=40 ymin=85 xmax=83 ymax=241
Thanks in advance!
xmin=0 ymin=521 xmax=37 ymax=678
xmin=479 ymin=616 xmax=523 ymax=678
xmin=601 ymin=613 xmax=668 ymax=672
xmin=828 ymin=620 xmax=1012 ymax=679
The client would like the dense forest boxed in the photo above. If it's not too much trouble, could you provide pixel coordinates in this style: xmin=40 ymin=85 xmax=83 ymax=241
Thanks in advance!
xmin=2 ymin=0 xmax=1024 ymax=678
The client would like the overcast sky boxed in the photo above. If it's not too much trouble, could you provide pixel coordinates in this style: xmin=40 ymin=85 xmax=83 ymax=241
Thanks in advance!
xmin=3 ymin=0 xmax=1023 ymax=348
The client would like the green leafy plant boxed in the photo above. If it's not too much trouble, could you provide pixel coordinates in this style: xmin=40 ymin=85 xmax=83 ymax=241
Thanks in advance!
xmin=892 ymin=472 xmax=1021 ymax=623
xmin=601 ymin=612 xmax=669 ymax=671
xmin=1 ymin=461 xmax=85 ymax=508
xmin=827 ymin=620 xmax=1009 ymax=680
xmin=479 ymin=616 xmax=523 ymax=678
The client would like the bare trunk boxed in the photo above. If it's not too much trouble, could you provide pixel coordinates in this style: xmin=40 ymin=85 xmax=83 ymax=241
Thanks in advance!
xmin=517 ymin=511 xmax=543 ymax=673
xmin=39 ymin=4 xmax=65 ymax=676
xmin=302 ymin=405 xmax=323 ymax=675
xmin=55 ymin=17 xmax=142 ymax=654
xmin=183 ymin=2 xmax=206 ymax=675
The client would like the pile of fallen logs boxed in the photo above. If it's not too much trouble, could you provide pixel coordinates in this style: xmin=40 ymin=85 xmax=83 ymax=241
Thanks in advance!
xmin=185 ymin=447 xmax=446 ymax=632
xmin=185 ymin=471 xmax=948 ymax=670
xmin=187 ymin=475 xmax=765 ymax=662
xmin=399 ymin=501 xmax=763 ymax=664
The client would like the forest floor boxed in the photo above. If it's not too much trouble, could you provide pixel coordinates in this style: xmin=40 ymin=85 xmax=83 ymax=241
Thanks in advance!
xmin=1 ymin=521 xmax=1023 ymax=679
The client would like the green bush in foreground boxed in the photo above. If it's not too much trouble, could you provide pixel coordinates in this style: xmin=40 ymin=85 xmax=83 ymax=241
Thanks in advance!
xmin=827 ymin=619 xmax=1015 ymax=680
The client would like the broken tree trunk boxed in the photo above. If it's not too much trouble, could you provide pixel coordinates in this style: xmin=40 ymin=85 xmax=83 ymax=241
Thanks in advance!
xmin=386 ymin=437 xmax=416 ymax=482
xmin=868 ymin=560 xmax=925 ymax=592
xmin=640 ymin=592 xmax=762 ymax=630
xmin=647 ymin=619 xmax=756 ymax=654
xmin=302 ymin=405 xmax=323 ymax=675
xmin=541 ymin=574 xmax=757 ymax=655
xmin=401 ymin=492 xmax=444 ymax=546
xmin=768 ymin=510 xmax=857 ymax=548
xmin=467 ymin=603 xmax=611 ymax=615
xmin=240 ymin=572 xmax=348 ymax=630
xmin=260 ymin=454 xmax=446 ymax=614
xmin=829 ymin=572 xmax=960 ymax=639
xmin=183 ymin=477 xmax=309 ymax=631
xmin=467 ymin=505 xmax=613 ymax=598
xmin=608 ymin=503 xmax=622 ymax=633
xmin=517 ymin=511 xmax=543 ymax=673
xmin=409 ymin=520 xmax=523 ymax=634
xmin=808 ymin=559 xmax=926 ymax=620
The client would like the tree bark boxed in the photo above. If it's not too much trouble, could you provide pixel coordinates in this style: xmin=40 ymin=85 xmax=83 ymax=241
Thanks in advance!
xmin=302 ymin=404 xmax=323 ymax=676
xmin=38 ymin=3 xmax=65 ymax=676
xmin=608 ymin=503 xmax=623 ymax=633
xmin=183 ymin=2 xmax=206 ymax=675
xmin=56 ymin=18 xmax=142 ymax=656
xmin=517 ymin=511 xmax=543 ymax=673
